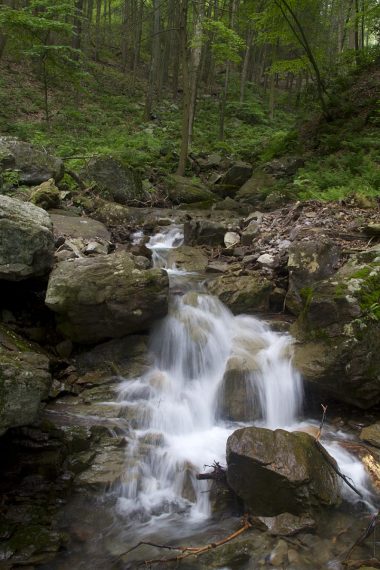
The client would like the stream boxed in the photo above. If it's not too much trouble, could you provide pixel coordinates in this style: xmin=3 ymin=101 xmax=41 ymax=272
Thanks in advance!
xmin=44 ymin=225 xmax=378 ymax=570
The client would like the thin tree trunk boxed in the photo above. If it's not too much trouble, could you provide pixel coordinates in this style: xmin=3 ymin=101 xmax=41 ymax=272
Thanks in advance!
xmin=219 ymin=0 xmax=237 ymax=140
xmin=188 ymin=0 xmax=204 ymax=145
xmin=145 ymin=0 xmax=161 ymax=119
xmin=177 ymin=0 xmax=190 ymax=176
xmin=240 ymin=29 xmax=253 ymax=102
xmin=95 ymin=0 xmax=101 ymax=60
xmin=72 ymin=0 xmax=84 ymax=55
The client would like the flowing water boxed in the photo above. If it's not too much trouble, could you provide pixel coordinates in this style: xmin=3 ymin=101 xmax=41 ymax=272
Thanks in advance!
xmin=45 ymin=224 xmax=378 ymax=570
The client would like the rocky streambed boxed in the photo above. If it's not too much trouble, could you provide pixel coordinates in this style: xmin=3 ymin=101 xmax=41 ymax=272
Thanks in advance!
xmin=0 ymin=139 xmax=380 ymax=569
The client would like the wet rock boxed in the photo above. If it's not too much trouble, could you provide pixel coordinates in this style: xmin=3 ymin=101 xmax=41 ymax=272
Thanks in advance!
xmin=215 ymin=161 xmax=253 ymax=198
xmin=360 ymin=423 xmax=380 ymax=448
xmin=206 ymin=261 xmax=231 ymax=274
xmin=207 ymin=273 xmax=273 ymax=314
xmin=226 ymin=427 xmax=340 ymax=516
xmin=269 ymin=539 xmax=288 ymax=566
xmin=74 ymin=335 xmax=149 ymax=379
xmin=184 ymin=218 xmax=240 ymax=246
xmin=30 ymin=178 xmax=60 ymax=210
xmin=50 ymin=212 xmax=111 ymax=241
xmin=258 ymin=512 xmax=316 ymax=536
xmin=167 ymin=175 xmax=217 ymax=205
xmin=81 ymin=156 xmax=145 ymax=205
xmin=0 ymin=347 xmax=51 ymax=436
xmin=292 ymin=255 xmax=380 ymax=408
xmin=0 ymin=195 xmax=54 ymax=281
xmin=286 ymin=238 xmax=343 ymax=314
xmin=0 ymin=524 xmax=63 ymax=566
xmin=217 ymin=348 xmax=262 ymax=422
xmin=45 ymin=252 xmax=169 ymax=344
xmin=0 ymin=136 xmax=64 ymax=185
xmin=75 ymin=444 xmax=126 ymax=489
xmin=167 ymin=245 xmax=208 ymax=272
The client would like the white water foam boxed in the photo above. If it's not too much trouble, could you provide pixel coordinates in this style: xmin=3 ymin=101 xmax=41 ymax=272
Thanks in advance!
xmin=116 ymin=224 xmax=374 ymax=524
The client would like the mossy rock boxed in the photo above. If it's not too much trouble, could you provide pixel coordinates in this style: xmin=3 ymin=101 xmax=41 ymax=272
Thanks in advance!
xmin=292 ymin=256 xmax=380 ymax=408
xmin=167 ymin=174 xmax=217 ymax=205
xmin=207 ymin=273 xmax=273 ymax=314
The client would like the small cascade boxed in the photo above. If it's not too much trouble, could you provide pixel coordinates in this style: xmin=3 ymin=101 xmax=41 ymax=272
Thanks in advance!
xmin=117 ymin=225 xmax=374 ymax=526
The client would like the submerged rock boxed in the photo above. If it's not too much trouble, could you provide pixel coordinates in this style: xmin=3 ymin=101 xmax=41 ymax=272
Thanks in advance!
xmin=226 ymin=427 xmax=340 ymax=516
xmin=45 ymin=251 xmax=169 ymax=344
xmin=0 ymin=195 xmax=54 ymax=280
xmin=0 ymin=136 xmax=64 ymax=185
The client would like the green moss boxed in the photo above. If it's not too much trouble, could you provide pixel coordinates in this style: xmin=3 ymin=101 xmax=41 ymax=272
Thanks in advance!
xmin=352 ymin=267 xmax=372 ymax=279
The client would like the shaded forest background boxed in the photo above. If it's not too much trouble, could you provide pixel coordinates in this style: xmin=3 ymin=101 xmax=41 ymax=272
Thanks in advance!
xmin=0 ymin=0 xmax=379 ymax=203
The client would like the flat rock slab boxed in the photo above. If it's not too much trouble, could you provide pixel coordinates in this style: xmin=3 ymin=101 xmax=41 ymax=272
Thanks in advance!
xmin=50 ymin=213 xmax=111 ymax=241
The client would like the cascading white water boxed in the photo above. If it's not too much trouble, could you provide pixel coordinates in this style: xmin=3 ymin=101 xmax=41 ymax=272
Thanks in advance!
xmin=116 ymin=225 xmax=374 ymax=524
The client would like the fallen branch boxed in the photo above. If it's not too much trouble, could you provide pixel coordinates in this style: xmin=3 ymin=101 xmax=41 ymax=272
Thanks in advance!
xmin=314 ymin=440 xmax=363 ymax=498
xmin=342 ymin=511 xmax=379 ymax=564
xmin=316 ymin=404 xmax=328 ymax=441
xmin=196 ymin=461 xmax=227 ymax=482
xmin=119 ymin=515 xmax=252 ymax=566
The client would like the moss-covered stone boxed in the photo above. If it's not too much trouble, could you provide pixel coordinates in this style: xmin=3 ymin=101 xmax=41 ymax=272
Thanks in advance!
xmin=207 ymin=272 xmax=273 ymax=314
xmin=292 ymin=256 xmax=380 ymax=408
xmin=167 ymin=174 xmax=217 ymax=205
xmin=30 ymin=179 xmax=60 ymax=210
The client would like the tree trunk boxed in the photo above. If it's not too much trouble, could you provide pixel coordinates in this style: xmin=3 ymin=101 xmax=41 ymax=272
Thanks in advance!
xmin=219 ymin=0 xmax=237 ymax=140
xmin=177 ymin=0 xmax=190 ymax=176
xmin=240 ymin=29 xmax=253 ymax=103
xmin=95 ymin=0 xmax=101 ymax=60
xmin=145 ymin=0 xmax=161 ymax=119
xmin=72 ymin=0 xmax=84 ymax=56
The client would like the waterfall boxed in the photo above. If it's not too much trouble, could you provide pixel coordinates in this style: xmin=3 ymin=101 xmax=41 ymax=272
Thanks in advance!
xmin=116 ymin=225 xmax=374 ymax=524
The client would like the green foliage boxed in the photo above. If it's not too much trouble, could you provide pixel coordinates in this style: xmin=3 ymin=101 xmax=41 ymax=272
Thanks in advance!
xmin=203 ymin=19 xmax=245 ymax=64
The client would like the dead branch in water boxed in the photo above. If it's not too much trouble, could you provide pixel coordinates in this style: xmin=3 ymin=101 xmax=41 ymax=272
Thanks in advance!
xmin=118 ymin=515 xmax=252 ymax=567
xmin=313 ymin=404 xmax=363 ymax=498
xmin=342 ymin=511 xmax=379 ymax=565
xmin=316 ymin=404 xmax=328 ymax=441
xmin=196 ymin=461 xmax=227 ymax=481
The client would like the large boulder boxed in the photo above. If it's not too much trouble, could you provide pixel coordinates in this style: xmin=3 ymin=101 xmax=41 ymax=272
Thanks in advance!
xmin=81 ymin=157 xmax=144 ymax=205
xmin=0 ymin=195 xmax=54 ymax=281
xmin=207 ymin=273 xmax=273 ymax=314
xmin=45 ymin=251 xmax=169 ymax=344
xmin=167 ymin=175 xmax=217 ymax=205
xmin=286 ymin=238 xmax=343 ymax=314
xmin=235 ymin=171 xmax=276 ymax=206
xmin=226 ymin=427 xmax=340 ymax=516
xmin=292 ymin=248 xmax=380 ymax=408
xmin=0 ymin=136 xmax=64 ymax=185
xmin=263 ymin=157 xmax=304 ymax=178
xmin=0 ymin=341 xmax=52 ymax=435
xmin=215 ymin=162 xmax=253 ymax=198
xmin=50 ymin=212 xmax=111 ymax=241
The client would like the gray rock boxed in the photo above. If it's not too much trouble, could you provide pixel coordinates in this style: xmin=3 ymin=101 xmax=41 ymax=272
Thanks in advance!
xmin=264 ymin=157 xmax=304 ymax=178
xmin=236 ymin=172 xmax=276 ymax=206
xmin=257 ymin=253 xmax=277 ymax=269
xmin=50 ymin=212 xmax=111 ymax=241
xmin=292 ymin=255 xmax=380 ymax=408
xmin=215 ymin=161 xmax=253 ymax=198
xmin=286 ymin=238 xmax=343 ymax=314
xmin=0 ymin=136 xmax=64 ymax=185
xmin=226 ymin=427 xmax=340 ymax=516
xmin=167 ymin=175 xmax=217 ymax=205
xmin=167 ymin=246 xmax=208 ymax=272
xmin=45 ymin=252 xmax=169 ymax=344
xmin=184 ymin=219 xmax=240 ymax=247
xmin=207 ymin=273 xmax=273 ymax=314
xmin=0 ymin=195 xmax=54 ymax=281
xmin=0 ymin=348 xmax=52 ymax=435
xmin=81 ymin=156 xmax=145 ymax=205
